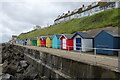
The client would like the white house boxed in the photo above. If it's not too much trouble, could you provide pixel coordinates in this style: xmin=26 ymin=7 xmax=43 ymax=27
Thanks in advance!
xmin=54 ymin=0 xmax=120 ymax=25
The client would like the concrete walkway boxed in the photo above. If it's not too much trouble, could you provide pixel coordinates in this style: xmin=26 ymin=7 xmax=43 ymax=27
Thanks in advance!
xmin=16 ymin=44 xmax=119 ymax=72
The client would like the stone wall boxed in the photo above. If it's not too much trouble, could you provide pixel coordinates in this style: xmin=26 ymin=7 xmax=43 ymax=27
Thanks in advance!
xmin=2 ymin=43 xmax=120 ymax=79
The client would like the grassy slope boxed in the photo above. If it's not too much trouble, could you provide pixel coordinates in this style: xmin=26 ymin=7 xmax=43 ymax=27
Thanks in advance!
xmin=18 ymin=8 xmax=120 ymax=39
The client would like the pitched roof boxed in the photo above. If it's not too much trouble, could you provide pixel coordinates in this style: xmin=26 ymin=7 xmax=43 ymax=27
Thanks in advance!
xmin=31 ymin=37 xmax=37 ymax=40
xmin=56 ymin=34 xmax=62 ymax=39
xmin=103 ymin=30 xmax=120 ymax=37
xmin=41 ymin=36 xmax=47 ymax=40
xmin=47 ymin=37 xmax=52 ymax=40
xmin=72 ymin=32 xmax=93 ymax=39
xmin=98 ymin=2 xmax=115 ymax=7
xmin=63 ymin=34 xmax=74 ymax=39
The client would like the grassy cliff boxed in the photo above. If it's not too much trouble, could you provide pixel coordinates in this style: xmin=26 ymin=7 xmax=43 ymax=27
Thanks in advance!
xmin=18 ymin=8 xmax=120 ymax=39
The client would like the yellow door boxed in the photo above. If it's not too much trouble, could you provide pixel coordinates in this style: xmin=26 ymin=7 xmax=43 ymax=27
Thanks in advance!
xmin=46 ymin=38 xmax=52 ymax=48
xmin=37 ymin=40 xmax=41 ymax=46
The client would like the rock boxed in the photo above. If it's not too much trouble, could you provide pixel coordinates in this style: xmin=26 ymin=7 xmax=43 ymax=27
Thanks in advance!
xmin=2 ymin=60 xmax=9 ymax=73
xmin=15 ymin=73 xmax=24 ymax=80
xmin=20 ymin=60 xmax=28 ymax=68
xmin=1 ymin=44 xmax=41 ymax=80
xmin=41 ymin=76 xmax=49 ymax=80
xmin=23 ymin=65 xmax=38 ymax=79
xmin=17 ymin=66 xmax=24 ymax=73
xmin=5 ymin=61 xmax=19 ymax=75
xmin=2 ymin=73 xmax=13 ymax=80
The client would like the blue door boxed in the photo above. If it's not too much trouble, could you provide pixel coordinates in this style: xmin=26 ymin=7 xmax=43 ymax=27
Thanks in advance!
xmin=76 ymin=38 xmax=81 ymax=50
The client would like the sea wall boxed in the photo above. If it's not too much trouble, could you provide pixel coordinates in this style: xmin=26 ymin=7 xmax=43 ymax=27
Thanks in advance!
xmin=2 ymin=43 xmax=120 ymax=79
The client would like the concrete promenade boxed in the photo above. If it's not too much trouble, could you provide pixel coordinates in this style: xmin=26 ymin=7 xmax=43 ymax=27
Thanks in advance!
xmin=16 ymin=44 xmax=119 ymax=72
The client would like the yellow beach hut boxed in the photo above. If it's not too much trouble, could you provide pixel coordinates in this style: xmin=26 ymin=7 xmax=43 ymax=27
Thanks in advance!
xmin=37 ymin=37 xmax=41 ymax=46
xmin=46 ymin=37 xmax=52 ymax=48
xmin=28 ymin=39 xmax=31 ymax=45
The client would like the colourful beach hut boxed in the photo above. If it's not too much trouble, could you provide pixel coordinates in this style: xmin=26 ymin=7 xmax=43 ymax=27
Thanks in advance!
xmin=19 ymin=40 xmax=23 ymax=45
xmin=94 ymin=30 xmax=120 ymax=55
xmin=21 ymin=40 xmax=24 ymax=45
xmin=59 ymin=34 xmax=74 ymax=50
xmin=31 ymin=38 xmax=37 ymax=46
xmin=72 ymin=32 xmax=93 ymax=51
xmin=23 ymin=39 xmax=28 ymax=45
xmin=16 ymin=40 xmax=19 ymax=44
xmin=40 ymin=36 xmax=47 ymax=47
xmin=37 ymin=37 xmax=41 ymax=46
xmin=46 ymin=36 xmax=52 ymax=48
xmin=52 ymin=34 xmax=61 ymax=49
xmin=27 ymin=39 xmax=31 ymax=45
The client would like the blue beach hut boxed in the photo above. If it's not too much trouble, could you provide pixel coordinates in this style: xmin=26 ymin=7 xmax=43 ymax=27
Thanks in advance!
xmin=16 ymin=40 xmax=19 ymax=44
xmin=19 ymin=40 xmax=23 ymax=45
xmin=23 ymin=39 xmax=28 ymax=45
xmin=94 ymin=30 xmax=120 ymax=55
xmin=52 ymin=34 xmax=62 ymax=49
xmin=18 ymin=40 xmax=21 ymax=44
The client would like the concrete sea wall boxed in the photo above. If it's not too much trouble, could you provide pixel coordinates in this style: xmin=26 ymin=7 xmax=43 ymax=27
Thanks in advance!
xmin=2 ymin=43 xmax=120 ymax=79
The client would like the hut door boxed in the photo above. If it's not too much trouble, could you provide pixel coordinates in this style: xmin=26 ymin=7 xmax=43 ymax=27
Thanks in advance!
xmin=63 ymin=39 xmax=66 ymax=49
xmin=76 ymin=38 xmax=81 ymax=50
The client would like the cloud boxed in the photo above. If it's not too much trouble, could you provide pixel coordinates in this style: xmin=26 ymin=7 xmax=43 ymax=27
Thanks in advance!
xmin=0 ymin=0 xmax=92 ymax=43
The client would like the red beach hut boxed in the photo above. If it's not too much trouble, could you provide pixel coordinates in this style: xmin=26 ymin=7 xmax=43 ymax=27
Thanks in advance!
xmin=59 ymin=34 xmax=74 ymax=50
xmin=40 ymin=36 xmax=47 ymax=47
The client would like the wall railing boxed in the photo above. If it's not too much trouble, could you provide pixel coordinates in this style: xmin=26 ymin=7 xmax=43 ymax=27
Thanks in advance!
xmin=16 ymin=43 xmax=120 ymax=72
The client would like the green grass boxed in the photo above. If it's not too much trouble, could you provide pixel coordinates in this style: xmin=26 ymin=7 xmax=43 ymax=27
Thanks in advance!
xmin=18 ymin=8 xmax=120 ymax=40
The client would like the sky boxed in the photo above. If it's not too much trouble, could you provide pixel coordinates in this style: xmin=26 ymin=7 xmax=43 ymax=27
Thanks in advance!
xmin=0 ymin=0 xmax=100 ymax=43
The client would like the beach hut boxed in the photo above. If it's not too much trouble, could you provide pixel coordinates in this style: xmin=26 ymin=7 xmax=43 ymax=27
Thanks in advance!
xmin=22 ymin=40 xmax=24 ymax=45
xmin=31 ymin=38 xmax=37 ymax=46
xmin=59 ymin=34 xmax=74 ymax=50
xmin=52 ymin=34 xmax=61 ymax=49
xmin=37 ymin=37 xmax=41 ymax=46
xmin=72 ymin=32 xmax=93 ymax=51
xmin=16 ymin=40 xmax=19 ymax=44
xmin=18 ymin=40 xmax=21 ymax=44
xmin=18 ymin=40 xmax=23 ymax=45
xmin=30 ymin=39 xmax=32 ymax=45
xmin=46 ymin=37 xmax=52 ymax=48
xmin=94 ymin=30 xmax=120 ymax=55
xmin=40 ymin=36 xmax=47 ymax=47
xmin=24 ymin=39 xmax=27 ymax=45
xmin=27 ymin=39 xmax=31 ymax=45
xmin=22 ymin=39 xmax=27 ymax=45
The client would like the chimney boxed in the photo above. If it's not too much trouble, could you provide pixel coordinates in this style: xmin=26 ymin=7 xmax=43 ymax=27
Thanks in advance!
xmin=82 ymin=4 xmax=84 ymax=7
xmin=68 ymin=11 xmax=70 ymax=13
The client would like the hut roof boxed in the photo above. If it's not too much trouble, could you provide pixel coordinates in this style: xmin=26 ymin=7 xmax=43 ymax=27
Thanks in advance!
xmin=101 ymin=30 xmax=120 ymax=37
xmin=41 ymin=36 xmax=47 ymax=40
xmin=60 ymin=34 xmax=73 ymax=39
xmin=47 ymin=37 xmax=52 ymax=40
xmin=56 ymin=34 xmax=62 ymax=39
xmin=31 ymin=37 xmax=37 ymax=40
xmin=72 ymin=32 xmax=93 ymax=39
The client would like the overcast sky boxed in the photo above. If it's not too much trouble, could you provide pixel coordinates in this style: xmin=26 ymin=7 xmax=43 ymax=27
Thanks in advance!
xmin=0 ymin=0 xmax=100 ymax=43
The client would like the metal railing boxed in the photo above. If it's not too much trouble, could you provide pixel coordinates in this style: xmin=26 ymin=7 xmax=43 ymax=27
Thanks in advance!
xmin=42 ymin=44 xmax=120 ymax=71
xmin=16 ymin=43 xmax=120 ymax=72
